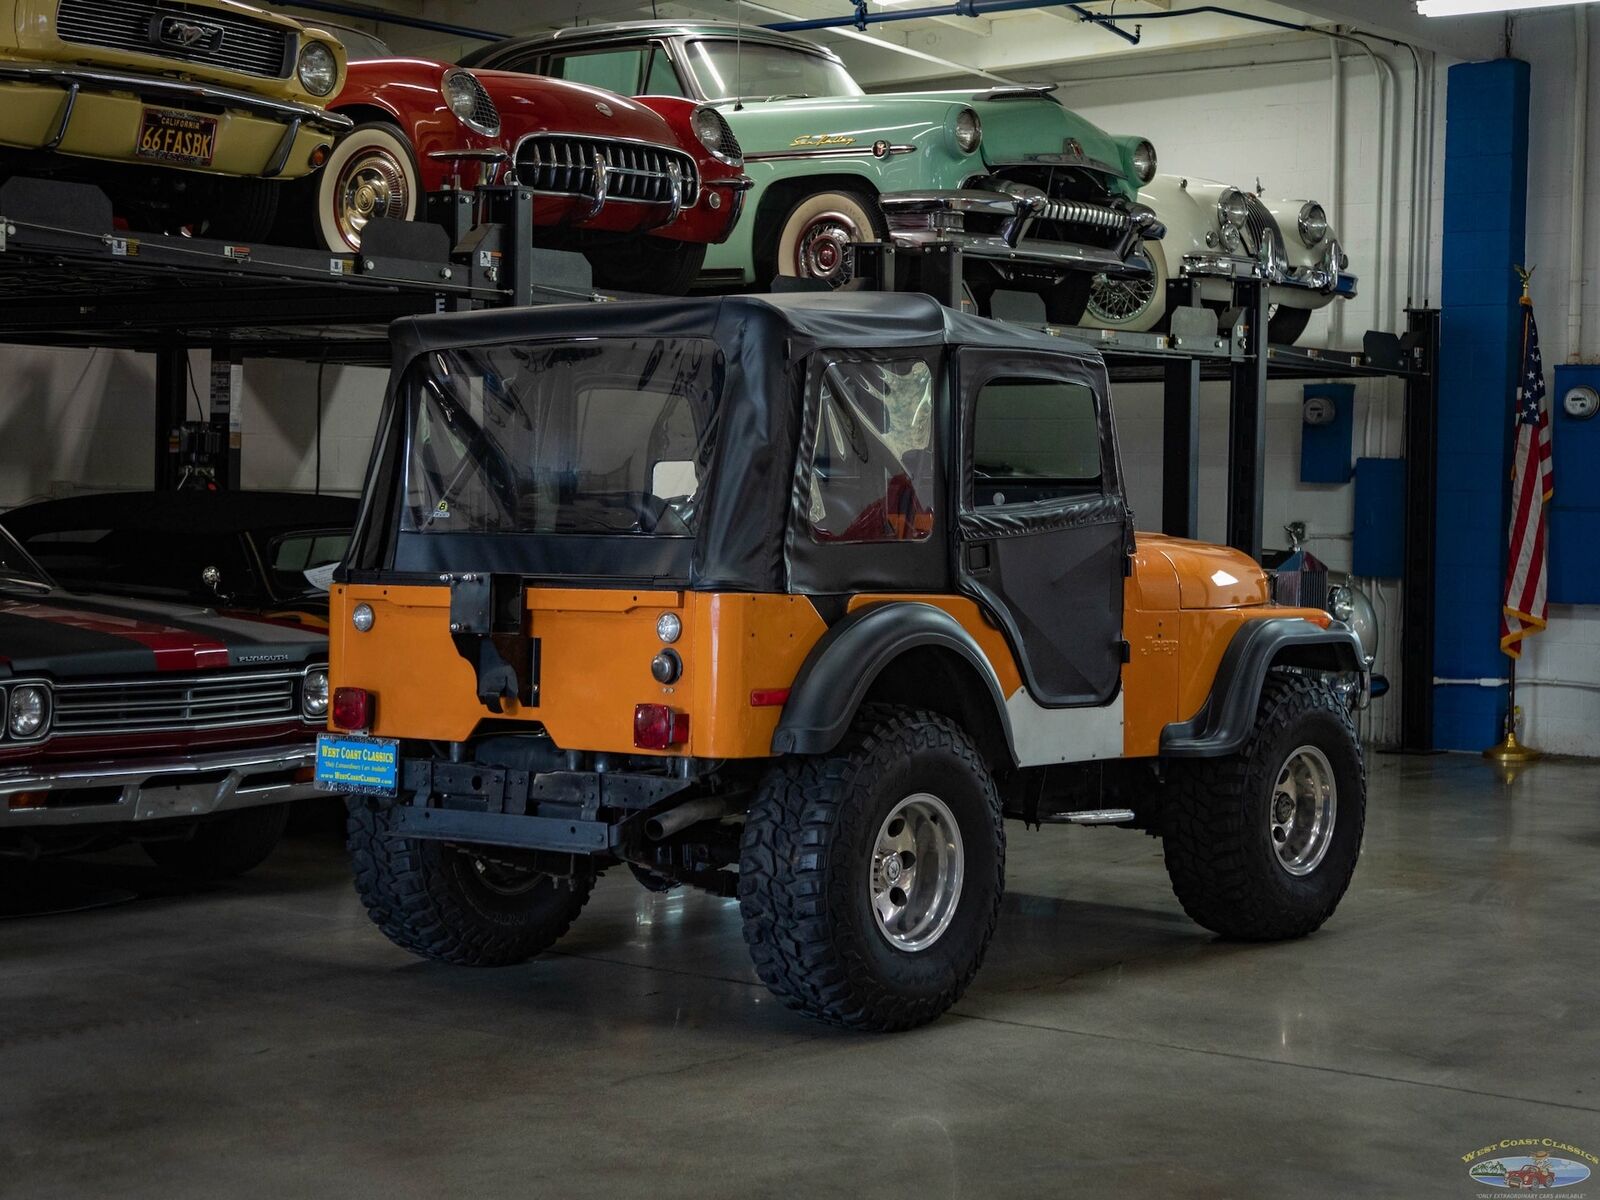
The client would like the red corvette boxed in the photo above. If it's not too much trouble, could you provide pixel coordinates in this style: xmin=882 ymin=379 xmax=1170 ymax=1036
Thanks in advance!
xmin=301 ymin=26 xmax=748 ymax=293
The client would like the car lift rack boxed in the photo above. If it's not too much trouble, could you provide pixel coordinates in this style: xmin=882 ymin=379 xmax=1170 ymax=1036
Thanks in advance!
xmin=0 ymin=182 xmax=1439 ymax=751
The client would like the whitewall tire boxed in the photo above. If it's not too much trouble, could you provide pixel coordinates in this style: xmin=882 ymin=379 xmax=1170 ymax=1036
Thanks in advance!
xmin=774 ymin=189 xmax=884 ymax=290
xmin=315 ymin=122 xmax=421 ymax=253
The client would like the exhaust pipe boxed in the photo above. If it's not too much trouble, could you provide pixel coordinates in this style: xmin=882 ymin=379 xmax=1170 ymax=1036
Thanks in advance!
xmin=645 ymin=796 xmax=736 ymax=841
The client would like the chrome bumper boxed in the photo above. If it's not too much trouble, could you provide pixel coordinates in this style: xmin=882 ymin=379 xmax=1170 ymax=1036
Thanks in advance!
xmin=0 ymin=63 xmax=352 ymax=135
xmin=1182 ymin=240 xmax=1358 ymax=298
xmin=880 ymin=187 xmax=1158 ymax=278
xmin=0 ymin=744 xmax=320 ymax=829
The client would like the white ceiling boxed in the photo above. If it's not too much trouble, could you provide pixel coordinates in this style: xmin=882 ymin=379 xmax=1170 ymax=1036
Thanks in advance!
xmin=302 ymin=0 xmax=1514 ymax=83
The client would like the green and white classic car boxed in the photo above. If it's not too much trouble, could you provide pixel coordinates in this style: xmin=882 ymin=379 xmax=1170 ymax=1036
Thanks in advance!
xmin=462 ymin=21 xmax=1162 ymax=321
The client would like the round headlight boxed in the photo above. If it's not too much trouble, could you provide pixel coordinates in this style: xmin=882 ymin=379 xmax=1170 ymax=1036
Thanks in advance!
xmin=297 ymin=42 xmax=338 ymax=97
xmin=303 ymin=668 xmax=330 ymax=718
xmin=442 ymin=69 xmax=499 ymax=136
xmin=691 ymin=106 xmax=740 ymax=164
xmin=656 ymin=612 xmax=682 ymax=644
xmin=9 ymin=684 xmax=48 ymax=739
xmin=1132 ymin=139 xmax=1157 ymax=184
xmin=1219 ymin=188 xmax=1251 ymax=229
xmin=954 ymin=108 xmax=982 ymax=154
xmin=352 ymin=602 xmax=375 ymax=632
xmin=650 ymin=649 xmax=683 ymax=685
xmin=1218 ymin=223 xmax=1243 ymax=252
xmin=1327 ymin=584 xmax=1355 ymax=624
xmin=1298 ymin=201 xmax=1330 ymax=247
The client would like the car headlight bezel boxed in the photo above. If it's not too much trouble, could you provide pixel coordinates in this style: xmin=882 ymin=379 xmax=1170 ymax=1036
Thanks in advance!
xmin=297 ymin=41 xmax=339 ymax=98
xmin=302 ymin=666 xmax=331 ymax=721
xmin=954 ymin=108 xmax=982 ymax=154
xmin=1219 ymin=187 xmax=1251 ymax=230
xmin=1298 ymin=201 xmax=1330 ymax=247
xmin=1327 ymin=584 xmax=1356 ymax=624
xmin=1131 ymin=139 xmax=1157 ymax=184
xmin=442 ymin=68 xmax=500 ymax=138
xmin=6 ymin=682 xmax=51 ymax=741
xmin=352 ymin=602 xmax=375 ymax=633
xmin=1218 ymin=222 xmax=1243 ymax=252
xmin=691 ymin=106 xmax=741 ymax=166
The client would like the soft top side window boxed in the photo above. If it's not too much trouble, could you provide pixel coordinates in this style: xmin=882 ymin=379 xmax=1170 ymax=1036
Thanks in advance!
xmin=805 ymin=355 xmax=936 ymax=545
xmin=971 ymin=377 xmax=1102 ymax=509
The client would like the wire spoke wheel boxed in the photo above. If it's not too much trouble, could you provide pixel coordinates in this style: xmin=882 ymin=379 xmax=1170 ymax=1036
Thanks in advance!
xmin=1087 ymin=256 xmax=1158 ymax=323
xmin=869 ymin=792 xmax=965 ymax=952
xmin=793 ymin=210 xmax=863 ymax=286
xmin=1269 ymin=744 xmax=1338 ymax=876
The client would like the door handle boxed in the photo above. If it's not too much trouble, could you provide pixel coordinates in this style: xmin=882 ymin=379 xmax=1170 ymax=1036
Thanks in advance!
xmin=965 ymin=542 xmax=992 ymax=574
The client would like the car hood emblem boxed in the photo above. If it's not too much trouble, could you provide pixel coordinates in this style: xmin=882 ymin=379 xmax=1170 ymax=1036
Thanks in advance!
xmin=156 ymin=15 xmax=224 ymax=51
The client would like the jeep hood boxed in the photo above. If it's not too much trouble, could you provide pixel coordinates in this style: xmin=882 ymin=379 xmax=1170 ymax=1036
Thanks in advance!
xmin=1138 ymin=535 xmax=1271 ymax=609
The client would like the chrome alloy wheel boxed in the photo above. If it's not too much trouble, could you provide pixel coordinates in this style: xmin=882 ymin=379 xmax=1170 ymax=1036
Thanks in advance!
xmin=1087 ymin=257 xmax=1158 ymax=323
xmin=870 ymin=793 xmax=965 ymax=952
xmin=793 ymin=210 xmax=863 ymax=286
xmin=332 ymin=148 xmax=410 ymax=250
xmin=1270 ymin=745 xmax=1338 ymax=877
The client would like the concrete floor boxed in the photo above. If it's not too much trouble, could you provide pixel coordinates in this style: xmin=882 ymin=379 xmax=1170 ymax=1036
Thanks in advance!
xmin=2 ymin=752 xmax=1597 ymax=1199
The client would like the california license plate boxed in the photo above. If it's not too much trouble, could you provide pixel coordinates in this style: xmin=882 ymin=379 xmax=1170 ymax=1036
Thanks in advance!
xmin=135 ymin=107 xmax=218 ymax=167
xmin=315 ymin=734 xmax=400 ymax=797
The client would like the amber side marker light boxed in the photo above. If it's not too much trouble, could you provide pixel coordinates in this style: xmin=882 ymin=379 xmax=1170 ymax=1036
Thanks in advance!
xmin=332 ymin=687 xmax=372 ymax=731
xmin=634 ymin=704 xmax=689 ymax=750
xmin=750 ymin=688 xmax=791 ymax=708
xmin=309 ymin=144 xmax=331 ymax=168
xmin=6 ymin=791 xmax=47 ymax=810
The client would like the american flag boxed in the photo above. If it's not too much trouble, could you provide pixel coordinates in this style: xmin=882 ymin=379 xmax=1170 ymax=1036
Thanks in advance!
xmin=1500 ymin=298 xmax=1554 ymax=657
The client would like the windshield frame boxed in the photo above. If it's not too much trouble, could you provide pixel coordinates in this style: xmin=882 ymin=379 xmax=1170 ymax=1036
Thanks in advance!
xmin=681 ymin=36 xmax=863 ymax=102
xmin=0 ymin=523 xmax=57 ymax=592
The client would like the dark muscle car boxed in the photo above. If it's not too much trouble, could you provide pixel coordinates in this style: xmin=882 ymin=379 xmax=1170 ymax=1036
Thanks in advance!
xmin=0 ymin=524 xmax=330 ymax=878
xmin=4 ymin=490 xmax=357 ymax=629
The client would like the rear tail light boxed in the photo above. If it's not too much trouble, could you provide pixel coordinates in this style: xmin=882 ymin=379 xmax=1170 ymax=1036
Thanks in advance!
xmin=634 ymin=704 xmax=689 ymax=750
xmin=749 ymin=688 xmax=791 ymax=707
xmin=333 ymin=687 xmax=372 ymax=731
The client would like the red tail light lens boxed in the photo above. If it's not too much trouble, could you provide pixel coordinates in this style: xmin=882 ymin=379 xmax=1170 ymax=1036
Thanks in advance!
xmin=332 ymin=687 xmax=371 ymax=730
xmin=633 ymin=703 xmax=689 ymax=750
xmin=749 ymin=688 xmax=791 ymax=708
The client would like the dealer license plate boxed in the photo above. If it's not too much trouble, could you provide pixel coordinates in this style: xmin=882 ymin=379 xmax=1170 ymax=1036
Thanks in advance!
xmin=135 ymin=108 xmax=218 ymax=168
xmin=315 ymin=734 xmax=400 ymax=797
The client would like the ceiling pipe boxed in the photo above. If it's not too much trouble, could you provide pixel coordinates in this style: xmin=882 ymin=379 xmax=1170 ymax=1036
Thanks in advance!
xmin=739 ymin=0 xmax=1017 ymax=82
xmin=1569 ymin=7 xmax=1589 ymax=363
xmin=766 ymin=0 xmax=1140 ymax=44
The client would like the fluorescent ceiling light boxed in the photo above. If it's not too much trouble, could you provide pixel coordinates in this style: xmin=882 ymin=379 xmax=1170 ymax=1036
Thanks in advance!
xmin=1419 ymin=0 xmax=1600 ymax=15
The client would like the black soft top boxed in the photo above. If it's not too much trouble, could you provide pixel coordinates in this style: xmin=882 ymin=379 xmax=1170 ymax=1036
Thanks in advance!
xmin=388 ymin=291 xmax=1102 ymax=374
xmin=358 ymin=293 xmax=1108 ymax=593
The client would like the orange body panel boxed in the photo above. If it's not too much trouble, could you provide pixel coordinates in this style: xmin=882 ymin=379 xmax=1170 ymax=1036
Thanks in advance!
xmin=330 ymin=584 xmax=827 ymax=758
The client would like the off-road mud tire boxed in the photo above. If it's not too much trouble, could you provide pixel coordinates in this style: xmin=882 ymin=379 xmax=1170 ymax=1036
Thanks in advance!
xmin=1162 ymin=671 xmax=1365 ymax=941
xmin=142 ymin=802 xmax=290 ymax=881
xmin=738 ymin=706 xmax=1004 ymax=1031
xmin=347 ymin=797 xmax=594 ymax=966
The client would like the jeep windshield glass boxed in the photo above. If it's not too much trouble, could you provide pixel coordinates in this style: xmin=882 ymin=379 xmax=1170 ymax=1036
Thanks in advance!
xmin=399 ymin=338 xmax=722 ymax=538
xmin=0 ymin=524 xmax=54 ymax=592
xmin=684 ymin=40 xmax=862 ymax=101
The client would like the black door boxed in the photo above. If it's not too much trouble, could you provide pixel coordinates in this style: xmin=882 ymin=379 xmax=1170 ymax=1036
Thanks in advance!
xmin=955 ymin=351 xmax=1129 ymax=707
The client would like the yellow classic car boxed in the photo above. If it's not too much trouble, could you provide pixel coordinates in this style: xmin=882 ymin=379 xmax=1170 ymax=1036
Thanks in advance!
xmin=0 ymin=0 xmax=351 ymax=237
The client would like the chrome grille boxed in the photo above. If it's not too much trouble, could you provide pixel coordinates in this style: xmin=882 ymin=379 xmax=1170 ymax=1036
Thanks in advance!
xmin=514 ymin=135 xmax=699 ymax=205
xmin=55 ymin=0 xmax=294 ymax=80
xmin=1241 ymin=192 xmax=1283 ymax=256
xmin=52 ymin=670 xmax=300 ymax=735
xmin=1033 ymin=199 xmax=1130 ymax=233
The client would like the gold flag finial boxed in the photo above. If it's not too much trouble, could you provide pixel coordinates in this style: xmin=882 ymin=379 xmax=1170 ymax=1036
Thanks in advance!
xmin=1515 ymin=264 xmax=1536 ymax=305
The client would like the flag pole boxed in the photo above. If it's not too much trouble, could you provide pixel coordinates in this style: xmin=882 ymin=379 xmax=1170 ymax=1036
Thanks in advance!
xmin=1485 ymin=265 xmax=1543 ymax=765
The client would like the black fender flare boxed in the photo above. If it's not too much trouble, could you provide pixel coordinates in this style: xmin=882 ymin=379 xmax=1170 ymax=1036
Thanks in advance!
xmin=771 ymin=602 xmax=1014 ymax=757
xmin=1160 ymin=618 xmax=1365 ymax=758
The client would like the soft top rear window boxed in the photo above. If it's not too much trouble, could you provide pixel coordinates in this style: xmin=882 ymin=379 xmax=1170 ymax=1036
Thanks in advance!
xmin=399 ymin=338 xmax=722 ymax=539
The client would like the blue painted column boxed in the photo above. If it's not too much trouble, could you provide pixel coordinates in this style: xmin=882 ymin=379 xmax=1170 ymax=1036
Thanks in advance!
xmin=1433 ymin=59 xmax=1530 ymax=750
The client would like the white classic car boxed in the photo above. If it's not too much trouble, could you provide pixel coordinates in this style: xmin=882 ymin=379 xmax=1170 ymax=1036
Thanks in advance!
xmin=1080 ymin=174 xmax=1356 ymax=345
